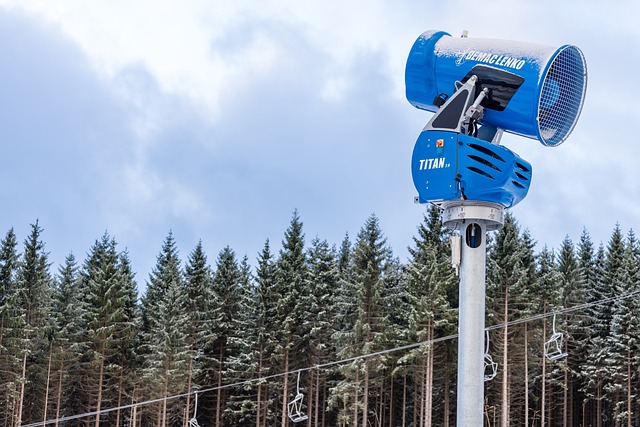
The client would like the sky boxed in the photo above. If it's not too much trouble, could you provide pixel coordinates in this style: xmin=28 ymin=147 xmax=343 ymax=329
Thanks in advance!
xmin=1 ymin=1 xmax=639 ymax=291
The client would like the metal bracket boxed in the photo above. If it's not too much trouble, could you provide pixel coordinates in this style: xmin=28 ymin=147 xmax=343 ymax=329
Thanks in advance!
xmin=423 ymin=76 xmax=479 ymax=134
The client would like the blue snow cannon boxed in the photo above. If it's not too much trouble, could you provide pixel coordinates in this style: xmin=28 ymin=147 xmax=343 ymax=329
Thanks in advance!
xmin=405 ymin=30 xmax=587 ymax=207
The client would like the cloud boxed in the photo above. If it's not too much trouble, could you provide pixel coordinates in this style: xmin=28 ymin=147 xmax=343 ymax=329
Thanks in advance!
xmin=2 ymin=0 xmax=640 ymax=282
xmin=1 ymin=1 xmax=332 ymax=123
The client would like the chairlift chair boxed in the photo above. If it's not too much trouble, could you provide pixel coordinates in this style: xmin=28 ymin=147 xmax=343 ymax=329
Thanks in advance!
xmin=484 ymin=330 xmax=498 ymax=382
xmin=288 ymin=371 xmax=309 ymax=423
xmin=545 ymin=313 xmax=568 ymax=361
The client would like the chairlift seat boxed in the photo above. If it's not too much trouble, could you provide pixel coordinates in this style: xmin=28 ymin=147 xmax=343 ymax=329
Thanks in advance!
xmin=545 ymin=332 xmax=568 ymax=361
xmin=483 ymin=330 xmax=498 ymax=381
xmin=484 ymin=353 xmax=498 ymax=381
xmin=288 ymin=392 xmax=309 ymax=423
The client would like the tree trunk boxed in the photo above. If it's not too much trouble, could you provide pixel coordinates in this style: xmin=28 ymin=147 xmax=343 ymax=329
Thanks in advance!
xmin=16 ymin=331 xmax=29 ymax=427
xmin=342 ymin=398 xmax=347 ymax=427
xmin=262 ymin=383 xmax=269 ymax=427
xmin=156 ymin=397 xmax=163 ymax=427
xmin=402 ymin=369 xmax=407 ymax=427
xmin=420 ymin=361 xmax=426 ymax=427
xmin=413 ymin=366 xmax=418 ymax=427
xmin=184 ymin=356 xmax=193 ymax=427
xmin=321 ymin=382 xmax=326 ymax=427
xmin=281 ymin=347 xmax=289 ymax=427
xmin=541 ymin=317 xmax=547 ymax=427
xmin=377 ymin=382 xmax=384 ymax=427
xmin=568 ymin=359 xmax=574 ymax=427
xmin=627 ymin=348 xmax=632 ymax=427
xmin=426 ymin=322 xmax=434 ymax=427
xmin=353 ymin=367 xmax=359 ymax=426
xmin=388 ymin=371 xmax=394 ymax=427
xmin=130 ymin=390 xmax=138 ymax=427
xmin=314 ymin=368 xmax=320 ymax=427
xmin=501 ymin=287 xmax=509 ymax=427
xmin=362 ymin=362 xmax=369 ymax=427
xmin=95 ymin=340 xmax=106 ymax=427
xmin=444 ymin=364 xmax=450 ymax=427
xmin=55 ymin=354 xmax=64 ymax=427
xmin=217 ymin=344 xmax=225 ymax=427
xmin=132 ymin=404 xmax=138 ymax=427
xmin=161 ymin=369 xmax=169 ymax=427
xmin=307 ymin=370 xmax=313 ymax=427
xmin=43 ymin=339 xmax=53 ymax=425
xmin=524 ymin=323 xmax=529 ymax=427
xmin=597 ymin=379 xmax=602 ymax=427
xmin=115 ymin=374 xmax=123 ymax=427
xmin=256 ymin=348 xmax=263 ymax=427
xmin=564 ymin=358 xmax=568 ymax=427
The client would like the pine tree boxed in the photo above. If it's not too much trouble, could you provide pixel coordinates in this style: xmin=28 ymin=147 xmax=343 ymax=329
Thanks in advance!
xmin=606 ymin=230 xmax=640 ymax=425
xmin=533 ymin=245 xmax=563 ymax=426
xmin=253 ymin=239 xmax=278 ymax=427
xmin=15 ymin=221 xmax=52 ymax=425
xmin=331 ymin=213 xmax=394 ymax=426
xmin=78 ymin=232 xmax=138 ymax=426
xmin=556 ymin=235 xmax=585 ymax=425
xmin=141 ymin=231 xmax=182 ymax=339
xmin=113 ymin=250 xmax=139 ymax=426
xmin=337 ymin=233 xmax=352 ymax=277
xmin=208 ymin=245 xmax=244 ymax=427
xmin=0 ymin=228 xmax=22 ymax=426
xmin=306 ymin=237 xmax=341 ymax=427
xmin=50 ymin=253 xmax=86 ymax=424
xmin=601 ymin=226 xmax=625 ymax=423
xmin=183 ymin=240 xmax=214 ymax=425
xmin=580 ymin=230 xmax=614 ymax=427
xmin=574 ymin=229 xmax=599 ymax=425
xmin=225 ymin=255 xmax=258 ymax=425
xmin=143 ymin=265 xmax=190 ymax=427
xmin=511 ymin=230 xmax=539 ymax=426
xmin=273 ymin=211 xmax=308 ymax=427
xmin=0 ymin=227 xmax=19 ymax=344
xmin=139 ymin=231 xmax=188 ymax=426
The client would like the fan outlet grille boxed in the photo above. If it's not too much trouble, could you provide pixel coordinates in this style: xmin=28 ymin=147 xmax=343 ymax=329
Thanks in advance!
xmin=538 ymin=46 xmax=587 ymax=147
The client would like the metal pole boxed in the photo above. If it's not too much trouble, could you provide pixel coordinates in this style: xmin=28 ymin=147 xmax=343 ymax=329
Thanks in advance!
xmin=442 ymin=201 xmax=503 ymax=427
xmin=456 ymin=219 xmax=487 ymax=427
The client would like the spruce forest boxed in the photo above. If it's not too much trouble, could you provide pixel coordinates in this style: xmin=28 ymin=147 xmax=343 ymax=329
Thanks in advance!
xmin=1 ymin=207 xmax=638 ymax=427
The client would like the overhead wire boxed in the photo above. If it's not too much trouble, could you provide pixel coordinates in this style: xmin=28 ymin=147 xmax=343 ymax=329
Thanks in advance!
xmin=22 ymin=287 xmax=640 ymax=427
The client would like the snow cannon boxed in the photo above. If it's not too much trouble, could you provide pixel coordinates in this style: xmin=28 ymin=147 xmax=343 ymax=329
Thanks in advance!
xmin=406 ymin=30 xmax=587 ymax=208
xmin=406 ymin=30 xmax=587 ymax=147
xmin=404 ymin=31 xmax=589 ymax=427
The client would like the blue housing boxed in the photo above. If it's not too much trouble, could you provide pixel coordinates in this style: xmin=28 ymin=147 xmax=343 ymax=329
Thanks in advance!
xmin=406 ymin=31 xmax=587 ymax=147
xmin=411 ymin=130 xmax=532 ymax=208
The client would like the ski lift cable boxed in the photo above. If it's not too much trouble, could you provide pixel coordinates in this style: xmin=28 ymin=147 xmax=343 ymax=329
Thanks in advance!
xmin=485 ymin=288 xmax=640 ymax=331
xmin=23 ymin=287 xmax=640 ymax=427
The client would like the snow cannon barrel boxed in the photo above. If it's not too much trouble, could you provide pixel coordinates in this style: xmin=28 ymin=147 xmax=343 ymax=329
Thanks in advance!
xmin=406 ymin=31 xmax=588 ymax=147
